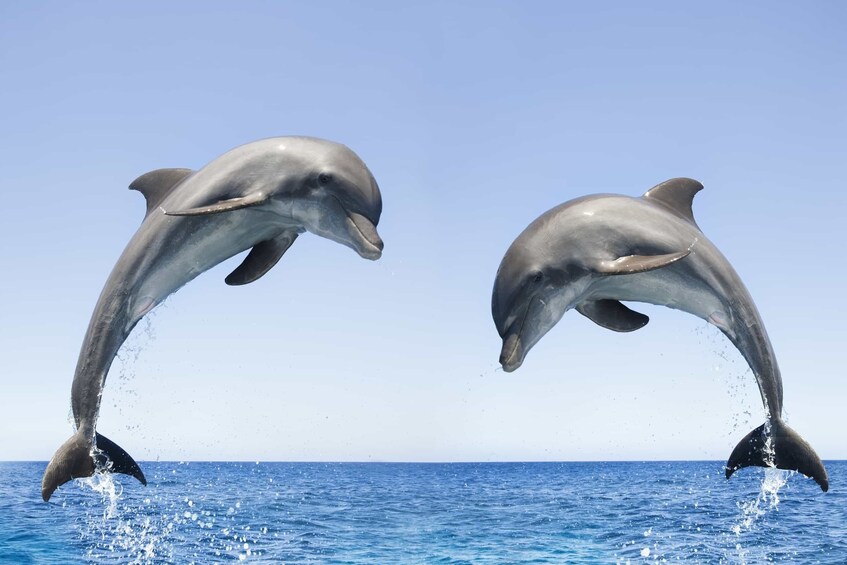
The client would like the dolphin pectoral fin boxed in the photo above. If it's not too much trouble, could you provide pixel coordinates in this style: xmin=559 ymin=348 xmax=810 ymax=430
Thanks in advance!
xmin=42 ymin=431 xmax=96 ymax=501
xmin=94 ymin=433 xmax=147 ymax=486
xmin=726 ymin=420 xmax=829 ymax=492
xmin=163 ymin=191 xmax=269 ymax=216
xmin=129 ymin=168 xmax=194 ymax=217
xmin=642 ymin=178 xmax=704 ymax=228
xmin=225 ymin=230 xmax=301 ymax=286
xmin=576 ymin=300 xmax=649 ymax=332
xmin=595 ymin=250 xmax=690 ymax=275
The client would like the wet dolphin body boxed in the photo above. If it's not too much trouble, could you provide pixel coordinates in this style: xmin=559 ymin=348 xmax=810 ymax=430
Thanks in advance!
xmin=491 ymin=178 xmax=828 ymax=491
xmin=42 ymin=137 xmax=384 ymax=501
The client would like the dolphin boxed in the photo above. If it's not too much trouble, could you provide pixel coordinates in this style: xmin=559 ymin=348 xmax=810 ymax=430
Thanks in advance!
xmin=491 ymin=178 xmax=828 ymax=491
xmin=42 ymin=136 xmax=384 ymax=501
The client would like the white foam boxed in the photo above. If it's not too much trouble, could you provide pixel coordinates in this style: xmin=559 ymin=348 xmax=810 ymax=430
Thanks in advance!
xmin=731 ymin=468 xmax=787 ymax=535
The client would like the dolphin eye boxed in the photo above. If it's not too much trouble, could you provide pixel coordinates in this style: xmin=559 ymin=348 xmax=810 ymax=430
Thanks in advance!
xmin=533 ymin=271 xmax=544 ymax=283
xmin=318 ymin=173 xmax=333 ymax=185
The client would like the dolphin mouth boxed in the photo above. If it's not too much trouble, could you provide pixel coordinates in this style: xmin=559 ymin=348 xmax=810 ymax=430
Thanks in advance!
xmin=345 ymin=211 xmax=383 ymax=260
xmin=499 ymin=296 xmax=536 ymax=372
xmin=500 ymin=333 xmax=524 ymax=372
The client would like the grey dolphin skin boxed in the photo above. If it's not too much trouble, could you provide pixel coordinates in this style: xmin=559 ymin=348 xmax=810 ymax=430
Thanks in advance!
xmin=491 ymin=178 xmax=828 ymax=491
xmin=42 ymin=137 xmax=384 ymax=501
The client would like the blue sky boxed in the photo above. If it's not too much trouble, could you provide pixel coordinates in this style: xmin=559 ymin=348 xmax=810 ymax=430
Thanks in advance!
xmin=1 ymin=2 xmax=844 ymax=463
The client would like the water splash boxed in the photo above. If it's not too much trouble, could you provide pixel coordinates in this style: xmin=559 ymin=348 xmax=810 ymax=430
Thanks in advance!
xmin=79 ymin=472 xmax=122 ymax=520
xmin=729 ymin=466 xmax=790 ymax=563
xmin=69 ymin=465 xmax=275 ymax=564
xmin=114 ymin=302 xmax=162 ymax=386
xmin=110 ymin=300 xmax=168 ymax=449
xmin=693 ymin=322 xmax=757 ymax=437
xmin=72 ymin=473 xmax=170 ymax=564
xmin=731 ymin=467 xmax=788 ymax=536
xmin=478 ymin=364 xmax=503 ymax=378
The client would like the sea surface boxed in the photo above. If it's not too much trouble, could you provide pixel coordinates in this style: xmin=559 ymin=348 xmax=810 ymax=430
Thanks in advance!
xmin=0 ymin=461 xmax=844 ymax=564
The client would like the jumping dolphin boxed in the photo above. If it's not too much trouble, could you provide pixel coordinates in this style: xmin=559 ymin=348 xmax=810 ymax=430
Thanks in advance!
xmin=491 ymin=178 xmax=828 ymax=491
xmin=42 ymin=137 xmax=384 ymax=501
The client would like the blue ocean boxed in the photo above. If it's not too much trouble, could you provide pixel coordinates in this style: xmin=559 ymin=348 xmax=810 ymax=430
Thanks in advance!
xmin=1 ymin=461 xmax=844 ymax=563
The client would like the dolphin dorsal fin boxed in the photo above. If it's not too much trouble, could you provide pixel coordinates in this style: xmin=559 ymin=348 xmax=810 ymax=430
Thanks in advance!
xmin=642 ymin=178 xmax=704 ymax=228
xmin=129 ymin=168 xmax=193 ymax=217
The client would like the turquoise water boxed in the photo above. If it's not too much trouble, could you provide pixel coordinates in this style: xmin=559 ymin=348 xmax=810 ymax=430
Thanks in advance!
xmin=1 ymin=461 xmax=844 ymax=563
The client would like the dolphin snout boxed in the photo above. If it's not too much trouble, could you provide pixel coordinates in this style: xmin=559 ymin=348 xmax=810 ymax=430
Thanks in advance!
xmin=499 ymin=332 xmax=524 ymax=372
xmin=347 ymin=211 xmax=383 ymax=260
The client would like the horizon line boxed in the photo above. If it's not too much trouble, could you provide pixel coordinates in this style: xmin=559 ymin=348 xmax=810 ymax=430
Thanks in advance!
xmin=5 ymin=459 xmax=846 ymax=464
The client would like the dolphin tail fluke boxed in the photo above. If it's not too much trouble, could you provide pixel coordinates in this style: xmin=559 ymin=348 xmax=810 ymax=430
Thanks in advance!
xmin=725 ymin=420 xmax=828 ymax=492
xmin=42 ymin=431 xmax=96 ymax=501
xmin=93 ymin=432 xmax=147 ymax=487
xmin=41 ymin=431 xmax=147 ymax=502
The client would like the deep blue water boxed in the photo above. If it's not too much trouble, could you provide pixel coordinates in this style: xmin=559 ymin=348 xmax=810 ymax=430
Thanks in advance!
xmin=0 ymin=461 xmax=844 ymax=564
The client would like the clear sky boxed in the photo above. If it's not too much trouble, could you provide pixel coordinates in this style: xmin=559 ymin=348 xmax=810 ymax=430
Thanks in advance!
xmin=1 ymin=2 xmax=844 ymax=464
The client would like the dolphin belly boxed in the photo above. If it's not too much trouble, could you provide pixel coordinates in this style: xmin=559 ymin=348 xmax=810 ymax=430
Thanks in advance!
xmin=588 ymin=265 xmax=728 ymax=329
